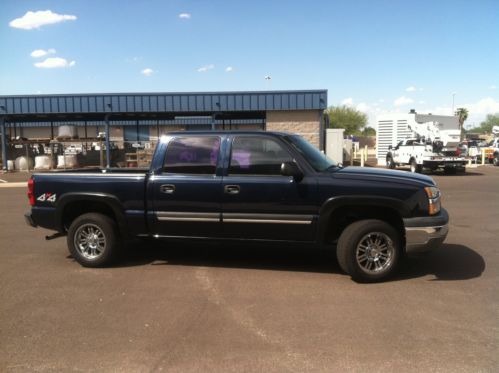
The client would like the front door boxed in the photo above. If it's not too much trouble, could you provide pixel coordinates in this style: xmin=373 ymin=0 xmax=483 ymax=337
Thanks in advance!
xmin=150 ymin=135 xmax=223 ymax=238
xmin=221 ymin=135 xmax=318 ymax=242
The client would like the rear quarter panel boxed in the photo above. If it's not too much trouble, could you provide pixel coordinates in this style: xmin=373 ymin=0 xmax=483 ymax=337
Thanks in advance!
xmin=31 ymin=172 xmax=147 ymax=235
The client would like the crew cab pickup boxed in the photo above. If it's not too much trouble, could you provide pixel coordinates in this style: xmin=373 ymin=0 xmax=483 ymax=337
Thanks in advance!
xmin=25 ymin=131 xmax=449 ymax=282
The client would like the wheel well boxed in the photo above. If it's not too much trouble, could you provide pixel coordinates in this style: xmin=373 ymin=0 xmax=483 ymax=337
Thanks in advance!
xmin=325 ymin=205 xmax=404 ymax=245
xmin=61 ymin=200 xmax=117 ymax=231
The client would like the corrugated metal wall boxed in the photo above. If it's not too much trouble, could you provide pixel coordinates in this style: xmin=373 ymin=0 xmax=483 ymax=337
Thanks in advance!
xmin=0 ymin=90 xmax=327 ymax=116
xmin=5 ymin=118 xmax=265 ymax=128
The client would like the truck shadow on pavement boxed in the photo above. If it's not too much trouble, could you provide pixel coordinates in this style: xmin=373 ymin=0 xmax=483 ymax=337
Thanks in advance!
xmin=112 ymin=242 xmax=484 ymax=282
xmin=424 ymin=170 xmax=484 ymax=177
xmin=395 ymin=244 xmax=485 ymax=281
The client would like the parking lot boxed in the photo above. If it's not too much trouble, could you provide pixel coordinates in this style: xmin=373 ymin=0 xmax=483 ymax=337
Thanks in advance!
xmin=0 ymin=166 xmax=498 ymax=372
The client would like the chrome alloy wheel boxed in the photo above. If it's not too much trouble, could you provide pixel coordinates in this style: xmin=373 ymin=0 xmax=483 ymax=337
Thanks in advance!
xmin=355 ymin=232 xmax=395 ymax=274
xmin=74 ymin=223 xmax=107 ymax=260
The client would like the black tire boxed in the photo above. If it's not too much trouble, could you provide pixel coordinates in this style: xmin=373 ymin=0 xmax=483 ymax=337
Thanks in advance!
xmin=409 ymin=158 xmax=418 ymax=173
xmin=386 ymin=155 xmax=395 ymax=169
xmin=416 ymin=164 xmax=423 ymax=173
xmin=336 ymin=219 xmax=401 ymax=282
xmin=444 ymin=167 xmax=457 ymax=175
xmin=494 ymin=156 xmax=499 ymax=167
xmin=67 ymin=213 xmax=120 ymax=267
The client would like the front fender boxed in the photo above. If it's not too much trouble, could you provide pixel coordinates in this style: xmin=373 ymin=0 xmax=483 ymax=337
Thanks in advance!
xmin=316 ymin=195 xmax=409 ymax=244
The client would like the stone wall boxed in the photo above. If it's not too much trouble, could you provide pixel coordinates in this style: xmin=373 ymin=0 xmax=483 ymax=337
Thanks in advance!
xmin=266 ymin=110 xmax=321 ymax=148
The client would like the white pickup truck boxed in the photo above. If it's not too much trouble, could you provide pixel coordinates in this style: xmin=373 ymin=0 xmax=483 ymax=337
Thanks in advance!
xmin=386 ymin=139 xmax=467 ymax=174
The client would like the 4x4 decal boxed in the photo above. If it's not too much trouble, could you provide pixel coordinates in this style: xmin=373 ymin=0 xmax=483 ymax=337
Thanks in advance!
xmin=37 ymin=193 xmax=57 ymax=203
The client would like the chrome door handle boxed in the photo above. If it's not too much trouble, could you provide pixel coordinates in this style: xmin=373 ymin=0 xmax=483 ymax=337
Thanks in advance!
xmin=160 ymin=184 xmax=175 ymax=194
xmin=224 ymin=185 xmax=240 ymax=195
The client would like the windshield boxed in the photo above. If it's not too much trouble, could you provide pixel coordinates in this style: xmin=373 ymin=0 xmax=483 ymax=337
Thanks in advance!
xmin=283 ymin=135 xmax=338 ymax=172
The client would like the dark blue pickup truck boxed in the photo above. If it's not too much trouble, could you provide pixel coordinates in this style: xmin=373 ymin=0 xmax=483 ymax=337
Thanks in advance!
xmin=25 ymin=131 xmax=449 ymax=282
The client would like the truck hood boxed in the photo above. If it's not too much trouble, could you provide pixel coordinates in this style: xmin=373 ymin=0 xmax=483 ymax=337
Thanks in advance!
xmin=332 ymin=166 xmax=435 ymax=186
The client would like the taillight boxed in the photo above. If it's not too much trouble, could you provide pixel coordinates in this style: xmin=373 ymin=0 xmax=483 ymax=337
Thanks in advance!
xmin=456 ymin=147 xmax=461 ymax=156
xmin=27 ymin=178 xmax=35 ymax=206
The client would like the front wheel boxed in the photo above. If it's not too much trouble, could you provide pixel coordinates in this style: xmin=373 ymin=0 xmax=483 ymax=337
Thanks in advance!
xmin=67 ymin=213 xmax=120 ymax=267
xmin=386 ymin=155 xmax=395 ymax=169
xmin=494 ymin=155 xmax=499 ymax=166
xmin=336 ymin=220 xmax=401 ymax=282
xmin=409 ymin=158 xmax=422 ymax=173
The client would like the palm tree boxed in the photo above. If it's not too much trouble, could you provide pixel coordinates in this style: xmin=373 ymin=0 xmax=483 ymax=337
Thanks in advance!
xmin=455 ymin=107 xmax=469 ymax=141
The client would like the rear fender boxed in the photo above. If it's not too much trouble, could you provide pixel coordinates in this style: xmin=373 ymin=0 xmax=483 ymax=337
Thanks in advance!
xmin=55 ymin=193 xmax=129 ymax=237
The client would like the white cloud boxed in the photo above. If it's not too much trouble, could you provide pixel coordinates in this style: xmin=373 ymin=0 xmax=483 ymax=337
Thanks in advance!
xmin=197 ymin=64 xmax=214 ymax=72
xmin=415 ymin=97 xmax=499 ymax=127
xmin=418 ymin=100 xmax=425 ymax=104
xmin=394 ymin=96 xmax=414 ymax=106
xmin=356 ymin=102 xmax=371 ymax=113
xmin=341 ymin=97 xmax=353 ymax=106
xmin=9 ymin=10 xmax=77 ymax=30
xmin=179 ymin=13 xmax=191 ymax=19
xmin=141 ymin=68 xmax=154 ymax=76
xmin=30 ymin=48 xmax=56 ymax=58
xmin=489 ymin=85 xmax=497 ymax=90
xmin=225 ymin=66 xmax=233 ymax=72
xmin=466 ymin=97 xmax=499 ymax=116
xmin=405 ymin=86 xmax=416 ymax=92
xmin=34 ymin=57 xmax=75 ymax=68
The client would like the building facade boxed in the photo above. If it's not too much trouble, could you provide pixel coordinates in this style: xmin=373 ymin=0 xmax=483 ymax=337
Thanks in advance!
xmin=0 ymin=90 xmax=327 ymax=170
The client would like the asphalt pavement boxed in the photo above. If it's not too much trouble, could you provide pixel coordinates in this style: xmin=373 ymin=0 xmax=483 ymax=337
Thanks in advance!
xmin=0 ymin=166 xmax=498 ymax=372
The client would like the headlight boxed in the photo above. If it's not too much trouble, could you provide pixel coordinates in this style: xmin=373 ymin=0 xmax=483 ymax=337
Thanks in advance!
xmin=424 ymin=186 xmax=441 ymax=215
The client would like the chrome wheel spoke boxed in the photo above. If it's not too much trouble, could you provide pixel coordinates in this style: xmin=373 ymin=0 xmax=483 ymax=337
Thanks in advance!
xmin=357 ymin=254 xmax=368 ymax=263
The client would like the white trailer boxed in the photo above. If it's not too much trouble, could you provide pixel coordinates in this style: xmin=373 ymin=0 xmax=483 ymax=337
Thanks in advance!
xmin=376 ymin=111 xmax=467 ymax=173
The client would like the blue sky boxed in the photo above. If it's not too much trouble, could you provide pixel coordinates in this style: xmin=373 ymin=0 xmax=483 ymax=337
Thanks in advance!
xmin=1 ymin=0 xmax=498 ymax=127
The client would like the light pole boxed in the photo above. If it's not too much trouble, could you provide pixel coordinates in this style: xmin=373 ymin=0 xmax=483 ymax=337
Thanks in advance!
xmin=452 ymin=92 xmax=456 ymax=115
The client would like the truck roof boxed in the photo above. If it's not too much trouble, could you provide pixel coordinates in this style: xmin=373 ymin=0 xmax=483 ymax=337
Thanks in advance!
xmin=162 ymin=130 xmax=293 ymax=137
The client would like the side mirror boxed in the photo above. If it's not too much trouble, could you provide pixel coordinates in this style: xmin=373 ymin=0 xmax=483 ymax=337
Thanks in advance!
xmin=281 ymin=161 xmax=303 ymax=182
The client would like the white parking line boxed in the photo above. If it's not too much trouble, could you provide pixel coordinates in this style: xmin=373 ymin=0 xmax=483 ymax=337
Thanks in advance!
xmin=0 ymin=182 xmax=27 ymax=188
xmin=0 ymin=179 xmax=8 ymax=183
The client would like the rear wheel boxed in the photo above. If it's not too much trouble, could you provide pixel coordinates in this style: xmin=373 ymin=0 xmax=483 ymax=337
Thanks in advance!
xmin=67 ymin=213 xmax=120 ymax=267
xmin=494 ymin=155 xmax=499 ymax=166
xmin=336 ymin=219 xmax=401 ymax=282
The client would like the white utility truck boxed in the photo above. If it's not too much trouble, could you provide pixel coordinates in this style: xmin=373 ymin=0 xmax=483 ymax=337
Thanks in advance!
xmin=377 ymin=111 xmax=467 ymax=174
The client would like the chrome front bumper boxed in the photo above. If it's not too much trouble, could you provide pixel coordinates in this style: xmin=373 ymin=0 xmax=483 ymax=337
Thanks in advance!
xmin=405 ymin=224 xmax=448 ymax=255
xmin=403 ymin=209 xmax=449 ymax=256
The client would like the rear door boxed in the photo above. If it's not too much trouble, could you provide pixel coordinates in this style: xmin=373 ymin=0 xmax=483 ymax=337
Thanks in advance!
xmin=149 ymin=135 xmax=223 ymax=238
xmin=221 ymin=135 xmax=318 ymax=242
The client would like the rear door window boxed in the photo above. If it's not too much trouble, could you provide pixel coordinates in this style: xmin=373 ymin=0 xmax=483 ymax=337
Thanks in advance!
xmin=163 ymin=136 xmax=221 ymax=174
